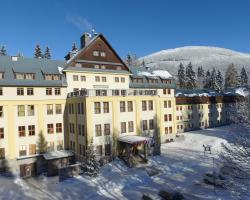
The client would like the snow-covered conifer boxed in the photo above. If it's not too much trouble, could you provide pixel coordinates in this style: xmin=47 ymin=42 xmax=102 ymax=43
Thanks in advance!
xmin=185 ymin=62 xmax=196 ymax=89
xmin=240 ymin=67 xmax=248 ymax=86
xmin=177 ymin=63 xmax=186 ymax=88
xmin=225 ymin=63 xmax=238 ymax=88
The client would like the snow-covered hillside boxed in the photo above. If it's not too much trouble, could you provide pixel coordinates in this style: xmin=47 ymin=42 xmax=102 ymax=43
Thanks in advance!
xmin=139 ymin=46 xmax=250 ymax=76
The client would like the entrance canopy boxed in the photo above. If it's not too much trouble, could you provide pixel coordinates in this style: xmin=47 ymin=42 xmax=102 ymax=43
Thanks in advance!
xmin=43 ymin=150 xmax=73 ymax=161
xmin=118 ymin=135 xmax=151 ymax=145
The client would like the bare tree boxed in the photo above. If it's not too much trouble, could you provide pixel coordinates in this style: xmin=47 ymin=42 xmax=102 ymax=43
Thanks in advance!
xmin=220 ymin=94 xmax=250 ymax=199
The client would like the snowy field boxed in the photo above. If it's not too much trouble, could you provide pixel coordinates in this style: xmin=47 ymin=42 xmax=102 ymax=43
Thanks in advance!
xmin=0 ymin=126 xmax=241 ymax=200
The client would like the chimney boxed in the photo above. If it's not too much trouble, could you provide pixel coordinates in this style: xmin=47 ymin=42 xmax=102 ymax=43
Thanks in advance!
xmin=80 ymin=32 xmax=91 ymax=48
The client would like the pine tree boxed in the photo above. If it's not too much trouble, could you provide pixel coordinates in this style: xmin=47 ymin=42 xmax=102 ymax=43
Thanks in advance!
xmin=71 ymin=42 xmax=78 ymax=52
xmin=216 ymin=70 xmax=224 ymax=92
xmin=204 ymin=70 xmax=211 ymax=89
xmin=124 ymin=53 xmax=139 ymax=67
xmin=34 ymin=45 xmax=43 ymax=59
xmin=37 ymin=131 xmax=48 ymax=154
xmin=197 ymin=66 xmax=205 ymax=88
xmin=185 ymin=62 xmax=196 ymax=89
xmin=210 ymin=68 xmax=218 ymax=91
xmin=125 ymin=53 xmax=132 ymax=67
xmin=44 ymin=46 xmax=51 ymax=59
xmin=177 ymin=63 xmax=186 ymax=88
xmin=0 ymin=45 xmax=7 ymax=56
xmin=84 ymin=140 xmax=100 ymax=177
xmin=225 ymin=63 xmax=238 ymax=88
xmin=240 ymin=67 xmax=248 ymax=86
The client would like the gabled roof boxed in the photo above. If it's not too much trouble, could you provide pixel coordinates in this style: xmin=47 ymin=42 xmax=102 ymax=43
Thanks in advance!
xmin=0 ymin=55 xmax=67 ymax=87
xmin=64 ymin=33 xmax=132 ymax=73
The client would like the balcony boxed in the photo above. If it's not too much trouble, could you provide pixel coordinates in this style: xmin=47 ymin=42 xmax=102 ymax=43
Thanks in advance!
xmin=67 ymin=89 xmax=158 ymax=98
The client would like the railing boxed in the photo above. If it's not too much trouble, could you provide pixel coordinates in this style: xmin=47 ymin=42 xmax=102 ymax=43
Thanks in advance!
xmin=67 ymin=89 xmax=158 ymax=98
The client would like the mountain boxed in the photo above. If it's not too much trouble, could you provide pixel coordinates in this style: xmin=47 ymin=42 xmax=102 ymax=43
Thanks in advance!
xmin=139 ymin=46 xmax=250 ymax=76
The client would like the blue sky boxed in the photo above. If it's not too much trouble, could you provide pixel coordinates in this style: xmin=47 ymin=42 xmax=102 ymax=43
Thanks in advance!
xmin=0 ymin=0 xmax=250 ymax=60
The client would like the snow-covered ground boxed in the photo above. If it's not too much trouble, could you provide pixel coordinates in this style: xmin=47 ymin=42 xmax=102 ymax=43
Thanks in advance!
xmin=0 ymin=126 xmax=240 ymax=200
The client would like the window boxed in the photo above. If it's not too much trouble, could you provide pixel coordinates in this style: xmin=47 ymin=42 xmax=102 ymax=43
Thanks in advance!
xmin=29 ymin=144 xmax=36 ymax=155
xmin=168 ymin=89 xmax=171 ymax=94
xmin=27 ymin=88 xmax=34 ymax=95
xmin=73 ymin=75 xmax=78 ymax=81
xmin=168 ymin=100 xmax=171 ymax=108
xmin=101 ymin=65 xmax=106 ymax=69
xmin=103 ymin=102 xmax=109 ymax=113
xmin=69 ymin=104 xmax=74 ymax=114
xmin=77 ymin=103 xmax=84 ymax=114
xmin=163 ymin=89 xmax=166 ymax=95
xmin=95 ymin=124 xmax=102 ymax=136
xmin=0 ymin=128 xmax=4 ymax=139
xmin=149 ymin=119 xmax=154 ymax=130
xmin=81 ymin=76 xmax=86 ymax=81
xmin=69 ymin=123 xmax=75 ymax=133
xmin=102 ymin=77 xmax=107 ymax=82
xmin=93 ymin=51 xmax=99 ymax=56
xmin=165 ymin=127 xmax=168 ymax=134
xmin=0 ymin=106 xmax=3 ymax=117
xmin=47 ymin=104 xmax=53 ymax=115
xmin=0 ymin=72 xmax=4 ymax=80
xmin=128 ymin=101 xmax=133 ymax=112
xmin=46 ymin=88 xmax=52 ymax=95
xmin=169 ymin=127 xmax=173 ymax=133
xmin=128 ymin=121 xmax=134 ymax=132
xmin=168 ymin=114 xmax=172 ymax=121
xmin=0 ymin=148 xmax=5 ymax=159
xmin=96 ymin=145 xmax=102 ymax=156
xmin=55 ymin=88 xmax=61 ymax=95
xmin=94 ymin=64 xmax=100 ymax=69
xmin=18 ymin=105 xmax=25 ymax=117
xmin=19 ymin=145 xmax=27 ymax=156
xmin=142 ymin=120 xmax=148 ymax=131
xmin=164 ymin=101 xmax=168 ymax=108
xmin=94 ymin=102 xmax=101 ymax=114
xmin=100 ymin=51 xmax=106 ymax=57
xmin=55 ymin=104 xmax=62 ymax=114
xmin=18 ymin=126 xmax=25 ymax=137
xmin=47 ymin=124 xmax=54 ymax=134
xmin=0 ymin=87 xmax=2 ymax=95
xmin=115 ymin=77 xmax=119 ymax=82
xmin=27 ymin=105 xmax=34 ymax=116
xmin=17 ymin=88 xmax=24 ymax=95
xmin=120 ymin=101 xmax=126 ymax=112
xmin=164 ymin=114 xmax=168 ymax=121
xmin=78 ymin=124 xmax=84 ymax=136
xmin=142 ymin=101 xmax=147 ymax=111
xmin=28 ymin=125 xmax=35 ymax=136
xmin=121 ymin=122 xmax=126 ymax=133
xmin=121 ymin=77 xmax=125 ymax=83
xmin=104 ymin=124 xmax=110 ymax=135
xmin=95 ymin=76 xmax=100 ymax=82
xmin=56 ymin=123 xmax=62 ymax=133
xmin=105 ymin=144 xmax=111 ymax=156
xmin=148 ymin=100 xmax=153 ymax=110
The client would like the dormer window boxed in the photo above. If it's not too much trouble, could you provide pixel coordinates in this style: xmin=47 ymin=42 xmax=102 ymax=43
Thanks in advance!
xmin=133 ymin=78 xmax=143 ymax=83
xmin=100 ymin=51 xmax=106 ymax=57
xmin=15 ymin=73 xmax=35 ymax=80
xmin=148 ymin=79 xmax=158 ymax=84
xmin=93 ymin=51 xmax=99 ymax=56
xmin=0 ymin=72 xmax=4 ymax=79
xmin=44 ymin=74 xmax=61 ymax=81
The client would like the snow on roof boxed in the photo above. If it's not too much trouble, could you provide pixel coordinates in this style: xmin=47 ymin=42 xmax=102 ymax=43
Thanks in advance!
xmin=43 ymin=150 xmax=73 ymax=160
xmin=235 ymin=87 xmax=249 ymax=97
xmin=137 ymin=71 xmax=154 ymax=77
xmin=151 ymin=70 xmax=172 ymax=79
xmin=136 ymin=69 xmax=172 ymax=79
xmin=118 ymin=135 xmax=151 ymax=144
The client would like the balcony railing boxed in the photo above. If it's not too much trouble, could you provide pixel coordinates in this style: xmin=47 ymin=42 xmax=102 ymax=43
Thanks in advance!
xmin=67 ymin=89 xmax=158 ymax=98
